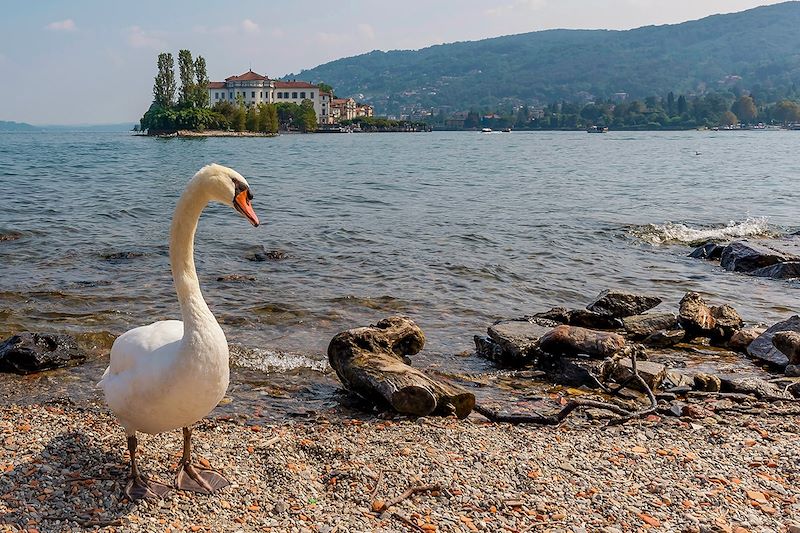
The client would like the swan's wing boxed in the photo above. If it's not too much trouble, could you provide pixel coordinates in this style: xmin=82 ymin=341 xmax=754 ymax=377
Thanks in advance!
xmin=103 ymin=320 xmax=184 ymax=378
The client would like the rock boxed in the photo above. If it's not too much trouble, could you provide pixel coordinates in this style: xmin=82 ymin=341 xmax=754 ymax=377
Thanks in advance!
xmin=102 ymin=251 xmax=146 ymax=263
xmin=216 ymin=274 xmax=256 ymax=282
xmin=0 ymin=333 xmax=87 ymax=374
xmin=642 ymin=329 xmax=685 ymax=347
xmin=771 ymin=331 xmax=800 ymax=365
xmin=678 ymin=292 xmax=716 ymax=336
xmin=719 ymin=240 xmax=797 ymax=273
xmin=586 ymin=289 xmax=662 ymax=318
xmin=785 ymin=364 xmax=800 ymax=377
xmin=747 ymin=316 xmax=800 ymax=369
xmin=474 ymin=335 xmax=506 ymax=364
xmin=693 ymin=372 xmax=721 ymax=392
xmin=245 ymin=246 xmax=287 ymax=261
xmin=538 ymin=325 xmax=626 ymax=358
xmin=481 ymin=319 xmax=550 ymax=367
xmin=538 ymin=355 xmax=605 ymax=388
xmin=720 ymin=377 xmax=792 ymax=400
xmin=609 ymin=359 xmax=666 ymax=391
xmin=788 ymin=381 xmax=800 ymax=398
xmin=710 ymin=304 xmax=743 ymax=340
xmin=681 ymin=404 xmax=715 ymax=419
xmin=531 ymin=307 xmax=621 ymax=329
xmin=750 ymin=261 xmax=800 ymax=279
xmin=727 ymin=327 xmax=766 ymax=353
xmin=0 ymin=230 xmax=22 ymax=242
xmin=664 ymin=371 xmax=694 ymax=390
xmin=622 ymin=313 xmax=678 ymax=339
xmin=689 ymin=242 xmax=724 ymax=260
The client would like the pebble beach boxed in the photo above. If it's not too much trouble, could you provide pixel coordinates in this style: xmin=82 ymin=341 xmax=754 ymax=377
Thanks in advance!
xmin=1 ymin=401 xmax=798 ymax=533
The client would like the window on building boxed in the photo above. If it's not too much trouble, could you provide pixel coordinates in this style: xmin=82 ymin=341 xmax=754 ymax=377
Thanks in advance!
xmin=300 ymin=92 xmax=306 ymax=99
xmin=215 ymin=92 xmax=219 ymax=99
xmin=310 ymin=92 xmax=314 ymax=99
xmin=230 ymin=92 xmax=233 ymax=99
xmin=252 ymin=91 xmax=256 ymax=98
xmin=292 ymin=92 xmax=298 ymax=99
xmin=260 ymin=91 xmax=263 ymax=98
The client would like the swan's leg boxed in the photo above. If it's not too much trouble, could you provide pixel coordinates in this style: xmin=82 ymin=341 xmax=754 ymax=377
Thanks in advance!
xmin=124 ymin=434 xmax=170 ymax=500
xmin=176 ymin=426 xmax=230 ymax=494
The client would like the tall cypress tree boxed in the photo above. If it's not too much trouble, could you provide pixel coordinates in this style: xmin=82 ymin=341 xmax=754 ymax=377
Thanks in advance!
xmin=153 ymin=52 xmax=176 ymax=108
xmin=194 ymin=55 xmax=209 ymax=108
xmin=178 ymin=49 xmax=195 ymax=107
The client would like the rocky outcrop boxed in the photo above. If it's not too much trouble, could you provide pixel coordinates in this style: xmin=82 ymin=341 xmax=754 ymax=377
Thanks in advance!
xmin=719 ymin=241 xmax=796 ymax=273
xmin=747 ymin=316 xmax=800 ymax=370
xmin=538 ymin=325 xmax=625 ymax=358
xmin=585 ymin=290 xmax=661 ymax=318
xmin=689 ymin=242 xmax=723 ymax=260
xmin=0 ymin=333 xmax=87 ymax=374
xmin=622 ymin=313 xmax=678 ymax=339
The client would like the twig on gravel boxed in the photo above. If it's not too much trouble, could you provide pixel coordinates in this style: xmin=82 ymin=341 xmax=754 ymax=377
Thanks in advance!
xmin=475 ymin=349 xmax=658 ymax=426
xmin=369 ymin=469 xmax=384 ymax=501
xmin=377 ymin=483 xmax=440 ymax=512
xmin=390 ymin=511 xmax=425 ymax=532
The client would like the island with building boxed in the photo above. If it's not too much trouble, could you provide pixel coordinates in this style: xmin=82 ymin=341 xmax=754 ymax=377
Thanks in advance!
xmin=137 ymin=50 xmax=428 ymax=136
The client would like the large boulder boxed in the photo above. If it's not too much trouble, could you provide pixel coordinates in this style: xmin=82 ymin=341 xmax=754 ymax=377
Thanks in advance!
xmin=750 ymin=262 xmax=800 ymax=279
xmin=678 ymin=292 xmax=716 ymax=336
xmin=711 ymin=304 xmax=744 ymax=340
xmin=747 ymin=316 xmax=800 ymax=370
xmin=772 ymin=331 xmax=800 ymax=365
xmin=586 ymin=290 xmax=662 ymax=318
xmin=719 ymin=241 xmax=797 ymax=273
xmin=538 ymin=325 xmax=626 ymax=358
xmin=474 ymin=319 xmax=551 ymax=367
xmin=728 ymin=327 xmax=766 ymax=353
xmin=0 ymin=333 xmax=87 ymax=375
xmin=622 ymin=313 xmax=678 ymax=339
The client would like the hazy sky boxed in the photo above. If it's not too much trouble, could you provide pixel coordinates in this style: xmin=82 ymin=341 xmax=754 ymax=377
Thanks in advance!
xmin=0 ymin=0 xmax=788 ymax=124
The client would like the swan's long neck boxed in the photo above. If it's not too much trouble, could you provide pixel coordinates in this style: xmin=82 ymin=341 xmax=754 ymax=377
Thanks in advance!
xmin=170 ymin=179 xmax=215 ymax=330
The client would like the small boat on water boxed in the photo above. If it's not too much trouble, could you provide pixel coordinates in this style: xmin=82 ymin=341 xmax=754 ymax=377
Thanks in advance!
xmin=587 ymin=125 xmax=609 ymax=133
xmin=501 ymin=127 xmax=512 ymax=132
xmin=481 ymin=128 xmax=492 ymax=133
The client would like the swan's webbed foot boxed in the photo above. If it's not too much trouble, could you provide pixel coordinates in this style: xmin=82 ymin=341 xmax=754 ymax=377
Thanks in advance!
xmin=125 ymin=474 xmax=171 ymax=501
xmin=176 ymin=462 xmax=230 ymax=494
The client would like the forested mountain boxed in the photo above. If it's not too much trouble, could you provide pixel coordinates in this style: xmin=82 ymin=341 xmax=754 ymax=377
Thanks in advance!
xmin=0 ymin=121 xmax=38 ymax=132
xmin=289 ymin=2 xmax=800 ymax=114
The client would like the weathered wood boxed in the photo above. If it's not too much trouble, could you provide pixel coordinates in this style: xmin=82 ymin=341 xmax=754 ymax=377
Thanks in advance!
xmin=327 ymin=316 xmax=475 ymax=418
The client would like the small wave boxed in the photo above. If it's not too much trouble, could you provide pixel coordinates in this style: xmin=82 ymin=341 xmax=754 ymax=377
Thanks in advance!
xmin=230 ymin=345 xmax=328 ymax=373
xmin=631 ymin=217 xmax=776 ymax=245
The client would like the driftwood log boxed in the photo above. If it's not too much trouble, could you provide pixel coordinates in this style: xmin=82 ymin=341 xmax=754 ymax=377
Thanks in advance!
xmin=328 ymin=316 xmax=475 ymax=418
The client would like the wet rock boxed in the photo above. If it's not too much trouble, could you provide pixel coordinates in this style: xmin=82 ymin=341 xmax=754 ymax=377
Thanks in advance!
xmin=710 ymin=304 xmax=743 ymax=340
xmin=532 ymin=307 xmax=621 ymax=329
xmin=771 ymin=331 xmax=800 ymax=365
xmin=482 ymin=319 xmax=549 ymax=366
xmin=642 ymin=329 xmax=685 ymax=347
xmin=678 ymin=292 xmax=716 ymax=336
xmin=0 ymin=230 xmax=22 ymax=242
xmin=538 ymin=325 xmax=626 ymax=358
xmin=750 ymin=261 xmax=800 ymax=279
xmin=693 ymin=372 xmax=721 ymax=392
xmin=217 ymin=274 xmax=256 ymax=282
xmin=609 ymin=359 xmax=666 ymax=391
xmin=689 ymin=242 xmax=724 ymax=260
xmin=747 ymin=316 xmax=800 ymax=370
xmin=474 ymin=335 xmax=505 ymax=364
xmin=586 ymin=289 xmax=662 ymax=318
xmin=622 ymin=313 xmax=678 ymax=339
xmin=245 ymin=246 xmax=287 ymax=261
xmin=102 ymin=251 xmax=146 ymax=262
xmin=728 ymin=327 xmax=766 ymax=353
xmin=0 ymin=333 xmax=87 ymax=374
xmin=664 ymin=371 xmax=694 ymax=390
xmin=785 ymin=364 xmax=800 ymax=377
xmin=719 ymin=240 xmax=797 ymax=273
xmin=721 ymin=377 xmax=792 ymax=400
xmin=538 ymin=355 xmax=605 ymax=387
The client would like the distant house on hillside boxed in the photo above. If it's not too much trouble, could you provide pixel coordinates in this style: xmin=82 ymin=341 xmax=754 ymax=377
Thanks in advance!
xmin=331 ymin=98 xmax=357 ymax=121
xmin=207 ymin=70 xmax=331 ymax=124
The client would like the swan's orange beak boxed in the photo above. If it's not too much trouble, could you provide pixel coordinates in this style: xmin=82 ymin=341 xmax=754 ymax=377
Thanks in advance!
xmin=234 ymin=189 xmax=260 ymax=227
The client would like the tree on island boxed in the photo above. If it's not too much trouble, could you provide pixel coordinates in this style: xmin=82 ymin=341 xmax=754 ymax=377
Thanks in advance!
xmin=194 ymin=56 xmax=210 ymax=109
xmin=731 ymin=95 xmax=756 ymax=123
xmin=177 ymin=49 xmax=196 ymax=107
xmin=153 ymin=52 xmax=177 ymax=108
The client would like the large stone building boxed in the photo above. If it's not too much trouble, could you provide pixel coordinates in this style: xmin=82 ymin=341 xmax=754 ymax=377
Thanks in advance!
xmin=208 ymin=70 xmax=332 ymax=124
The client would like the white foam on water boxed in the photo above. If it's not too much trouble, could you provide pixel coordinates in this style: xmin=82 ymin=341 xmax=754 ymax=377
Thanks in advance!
xmin=231 ymin=346 xmax=329 ymax=373
xmin=632 ymin=217 xmax=775 ymax=245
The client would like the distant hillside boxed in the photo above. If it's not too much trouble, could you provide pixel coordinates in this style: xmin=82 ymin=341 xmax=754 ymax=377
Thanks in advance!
xmin=290 ymin=2 xmax=800 ymax=114
xmin=0 ymin=120 xmax=38 ymax=132
xmin=40 ymin=123 xmax=136 ymax=132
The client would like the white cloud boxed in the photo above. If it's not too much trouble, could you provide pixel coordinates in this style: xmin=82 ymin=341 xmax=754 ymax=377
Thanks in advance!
xmin=241 ymin=19 xmax=260 ymax=33
xmin=486 ymin=0 xmax=547 ymax=16
xmin=126 ymin=26 xmax=165 ymax=49
xmin=46 ymin=19 xmax=77 ymax=31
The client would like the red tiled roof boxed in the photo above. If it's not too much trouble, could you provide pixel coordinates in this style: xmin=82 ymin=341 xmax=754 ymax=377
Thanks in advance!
xmin=208 ymin=81 xmax=226 ymax=89
xmin=332 ymin=98 xmax=353 ymax=105
xmin=274 ymin=81 xmax=317 ymax=89
xmin=225 ymin=70 xmax=269 ymax=81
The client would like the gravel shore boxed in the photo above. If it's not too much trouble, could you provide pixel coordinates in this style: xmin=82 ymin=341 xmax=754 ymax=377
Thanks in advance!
xmin=1 ymin=401 xmax=798 ymax=533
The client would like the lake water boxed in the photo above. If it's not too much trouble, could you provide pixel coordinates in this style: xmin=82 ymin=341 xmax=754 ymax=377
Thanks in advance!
xmin=1 ymin=130 xmax=799 ymax=414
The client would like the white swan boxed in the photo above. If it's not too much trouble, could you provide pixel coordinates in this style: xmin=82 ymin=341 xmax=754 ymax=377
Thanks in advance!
xmin=99 ymin=163 xmax=260 ymax=500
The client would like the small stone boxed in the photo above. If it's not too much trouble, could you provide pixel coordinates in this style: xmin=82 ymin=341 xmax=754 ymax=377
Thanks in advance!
xmin=693 ymin=372 xmax=721 ymax=392
xmin=785 ymin=364 xmax=800 ymax=377
xmin=586 ymin=289 xmax=662 ymax=318
xmin=728 ymin=327 xmax=765 ymax=353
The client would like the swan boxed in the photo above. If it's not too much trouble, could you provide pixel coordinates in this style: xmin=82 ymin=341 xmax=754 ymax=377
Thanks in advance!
xmin=99 ymin=163 xmax=260 ymax=500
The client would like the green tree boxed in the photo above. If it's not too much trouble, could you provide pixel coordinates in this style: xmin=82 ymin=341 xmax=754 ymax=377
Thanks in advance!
xmin=258 ymin=103 xmax=278 ymax=133
xmin=153 ymin=52 xmax=176 ymax=108
xmin=194 ymin=55 xmax=210 ymax=108
xmin=232 ymin=96 xmax=246 ymax=131
xmin=299 ymin=99 xmax=317 ymax=132
xmin=731 ymin=95 xmax=757 ymax=123
xmin=245 ymin=105 xmax=259 ymax=131
xmin=317 ymin=82 xmax=334 ymax=96
xmin=178 ymin=49 xmax=196 ymax=107
xmin=677 ymin=95 xmax=688 ymax=115
xmin=720 ymin=110 xmax=738 ymax=126
xmin=773 ymin=100 xmax=800 ymax=124
xmin=666 ymin=92 xmax=676 ymax=116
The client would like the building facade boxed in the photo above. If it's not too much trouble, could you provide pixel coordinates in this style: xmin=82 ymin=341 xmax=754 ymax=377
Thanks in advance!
xmin=208 ymin=70 xmax=331 ymax=124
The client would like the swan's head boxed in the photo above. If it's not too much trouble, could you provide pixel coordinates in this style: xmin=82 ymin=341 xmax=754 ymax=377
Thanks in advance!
xmin=196 ymin=163 xmax=260 ymax=227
